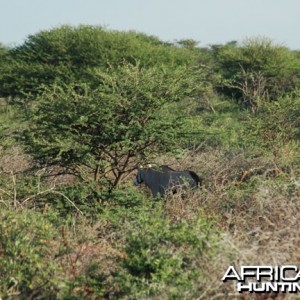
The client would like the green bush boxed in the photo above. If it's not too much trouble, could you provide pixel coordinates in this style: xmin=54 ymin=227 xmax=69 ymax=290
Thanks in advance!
xmin=250 ymin=92 xmax=300 ymax=146
xmin=248 ymin=92 xmax=300 ymax=170
xmin=0 ymin=209 xmax=63 ymax=299
xmin=214 ymin=37 xmax=300 ymax=112
xmin=21 ymin=63 xmax=203 ymax=192
xmin=178 ymin=98 xmax=256 ymax=150
xmin=110 ymin=206 xmax=219 ymax=299
xmin=0 ymin=25 xmax=195 ymax=100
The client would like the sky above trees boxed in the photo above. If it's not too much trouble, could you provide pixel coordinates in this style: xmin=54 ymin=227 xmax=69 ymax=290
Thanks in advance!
xmin=1 ymin=0 xmax=300 ymax=49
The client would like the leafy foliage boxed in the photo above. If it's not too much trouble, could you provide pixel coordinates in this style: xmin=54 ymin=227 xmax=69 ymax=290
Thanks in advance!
xmin=0 ymin=209 xmax=62 ymax=299
xmin=1 ymin=25 xmax=300 ymax=300
xmin=0 ymin=25 xmax=194 ymax=100
xmin=214 ymin=37 xmax=300 ymax=111
xmin=248 ymin=91 xmax=300 ymax=165
xmin=114 ymin=208 xmax=218 ymax=299
xmin=22 ymin=63 xmax=204 ymax=192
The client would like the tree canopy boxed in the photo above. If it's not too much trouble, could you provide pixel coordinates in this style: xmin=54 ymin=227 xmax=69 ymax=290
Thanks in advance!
xmin=213 ymin=37 xmax=300 ymax=111
xmin=0 ymin=25 xmax=195 ymax=100
xmin=26 ymin=65 xmax=203 ymax=190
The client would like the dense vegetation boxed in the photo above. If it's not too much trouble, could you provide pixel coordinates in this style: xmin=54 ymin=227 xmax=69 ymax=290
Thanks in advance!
xmin=0 ymin=25 xmax=299 ymax=299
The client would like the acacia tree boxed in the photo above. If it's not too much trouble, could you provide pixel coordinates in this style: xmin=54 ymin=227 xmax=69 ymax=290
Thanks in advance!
xmin=0 ymin=25 xmax=192 ymax=101
xmin=23 ymin=63 xmax=204 ymax=192
xmin=0 ymin=25 xmax=209 ymax=194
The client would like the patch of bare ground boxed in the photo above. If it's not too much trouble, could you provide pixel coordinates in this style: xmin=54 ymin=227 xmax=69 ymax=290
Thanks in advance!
xmin=0 ymin=145 xmax=32 ymax=174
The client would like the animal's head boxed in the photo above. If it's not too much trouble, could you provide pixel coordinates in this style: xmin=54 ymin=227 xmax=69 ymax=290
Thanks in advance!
xmin=133 ymin=164 xmax=152 ymax=186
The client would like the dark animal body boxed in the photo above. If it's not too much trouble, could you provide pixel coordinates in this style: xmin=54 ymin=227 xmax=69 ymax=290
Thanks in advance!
xmin=134 ymin=165 xmax=201 ymax=197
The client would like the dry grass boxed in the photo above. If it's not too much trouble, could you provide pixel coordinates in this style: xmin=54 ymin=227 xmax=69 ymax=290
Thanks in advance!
xmin=156 ymin=149 xmax=300 ymax=299
xmin=1 ymin=145 xmax=300 ymax=299
xmin=207 ymin=181 xmax=300 ymax=300
xmin=0 ymin=145 xmax=32 ymax=174
xmin=56 ymin=221 xmax=124 ymax=277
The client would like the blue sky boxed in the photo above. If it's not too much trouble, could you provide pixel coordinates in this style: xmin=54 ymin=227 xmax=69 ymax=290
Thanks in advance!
xmin=1 ymin=0 xmax=300 ymax=49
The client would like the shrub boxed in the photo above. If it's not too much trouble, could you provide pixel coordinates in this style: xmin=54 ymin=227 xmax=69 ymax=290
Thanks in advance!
xmin=214 ymin=37 xmax=300 ymax=112
xmin=249 ymin=92 xmax=300 ymax=164
xmin=21 ymin=63 xmax=204 ymax=192
xmin=110 ymin=205 xmax=219 ymax=299
xmin=0 ymin=209 xmax=63 ymax=299
xmin=0 ymin=25 xmax=194 ymax=100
